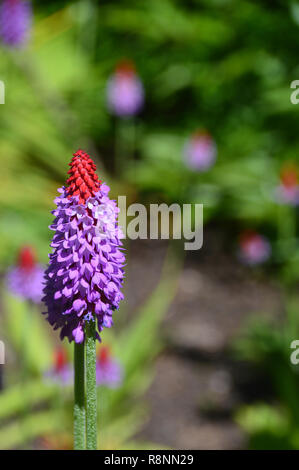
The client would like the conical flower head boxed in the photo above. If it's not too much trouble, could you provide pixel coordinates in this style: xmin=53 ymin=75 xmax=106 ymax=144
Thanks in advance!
xmin=0 ymin=0 xmax=32 ymax=48
xmin=43 ymin=150 xmax=125 ymax=343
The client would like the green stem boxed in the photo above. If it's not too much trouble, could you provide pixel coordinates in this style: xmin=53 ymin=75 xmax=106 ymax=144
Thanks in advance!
xmin=74 ymin=342 xmax=85 ymax=450
xmin=86 ymin=321 xmax=97 ymax=450
xmin=115 ymin=118 xmax=136 ymax=177
xmin=278 ymin=204 xmax=296 ymax=259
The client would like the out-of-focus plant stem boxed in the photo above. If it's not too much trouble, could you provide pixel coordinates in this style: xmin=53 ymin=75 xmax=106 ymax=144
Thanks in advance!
xmin=278 ymin=204 xmax=297 ymax=260
xmin=115 ymin=118 xmax=136 ymax=177
xmin=77 ymin=0 xmax=98 ymax=63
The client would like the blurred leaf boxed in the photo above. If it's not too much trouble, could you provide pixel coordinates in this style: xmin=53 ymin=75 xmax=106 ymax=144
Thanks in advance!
xmin=0 ymin=410 xmax=62 ymax=450
xmin=236 ymin=403 xmax=289 ymax=436
xmin=4 ymin=293 xmax=52 ymax=374
xmin=0 ymin=380 xmax=58 ymax=422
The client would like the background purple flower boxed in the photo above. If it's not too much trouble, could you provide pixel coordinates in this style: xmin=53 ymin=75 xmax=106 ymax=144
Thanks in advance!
xmin=96 ymin=346 xmax=123 ymax=388
xmin=44 ymin=347 xmax=72 ymax=385
xmin=238 ymin=230 xmax=271 ymax=266
xmin=106 ymin=59 xmax=144 ymax=117
xmin=6 ymin=245 xmax=44 ymax=303
xmin=43 ymin=150 xmax=125 ymax=344
xmin=275 ymin=163 xmax=299 ymax=206
xmin=0 ymin=0 xmax=32 ymax=48
xmin=184 ymin=131 xmax=217 ymax=171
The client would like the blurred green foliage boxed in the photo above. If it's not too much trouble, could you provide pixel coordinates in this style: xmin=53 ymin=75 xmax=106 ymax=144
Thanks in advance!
xmin=1 ymin=0 xmax=299 ymax=266
xmin=234 ymin=297 xmax=299 ymax=449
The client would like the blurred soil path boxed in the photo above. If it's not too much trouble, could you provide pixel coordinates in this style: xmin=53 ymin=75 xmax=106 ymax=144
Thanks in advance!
xmin=124 ymin=231 xmax=283 ymax=449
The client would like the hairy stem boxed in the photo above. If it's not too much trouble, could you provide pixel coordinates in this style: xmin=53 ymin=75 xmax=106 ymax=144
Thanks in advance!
xmin=86 ymin=320 xmax=97 ymax=450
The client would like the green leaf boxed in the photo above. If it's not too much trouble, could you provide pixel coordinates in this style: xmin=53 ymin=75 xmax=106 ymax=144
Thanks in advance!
xmin=3 ymin=293 xmax=53 ymax=374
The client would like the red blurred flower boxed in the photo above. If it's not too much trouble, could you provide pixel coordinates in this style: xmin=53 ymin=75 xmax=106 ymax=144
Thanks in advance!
xmin=184 ymin=131 xmax=217 ymax=171
xmin=238 ymin=230 xmax=271 ymax=266
xmin=276 ymin=163 xmax=299 ymax=206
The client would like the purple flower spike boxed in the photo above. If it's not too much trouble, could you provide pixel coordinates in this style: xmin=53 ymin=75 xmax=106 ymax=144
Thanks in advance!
xmin=96 ymin=346 xmax=123 ymax=388
xmin=6 ymin=245 xmax=44 ymax=303
xmin=43 ymin=150 xmax=125 ymax=344
xmin=107 ymin=59 xmax=144 ymax=117
xmin=184 ymin=131 xmax=217 ymax=172
xmin=45 ymin=348 xmax=72 ymax=386
xmin=275 ymin=163 xmax=299 ymax=206
xmin=0 ymin=0 xmax=32 ymax=48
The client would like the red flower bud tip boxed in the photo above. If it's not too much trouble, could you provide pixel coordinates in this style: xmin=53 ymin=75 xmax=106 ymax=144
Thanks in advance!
xmin=66 ymin=150 xmax=101 ymax=204
xmin=98 ymin=346 xmax=110 ymax=366
xmin=193 ymin=129 xmax=210 ymax=139
xmin=280 ymin=164 xmax=298 ymax=189
xmin=239 ymin=229 xmax=257 ymax=245
xmin=54 ymin=348 xmax=68 ymax=373
xmin=18 ymin=245 xmax=36 ymax=271
xmin=116 ymin=59 xmax=136 ymax=77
